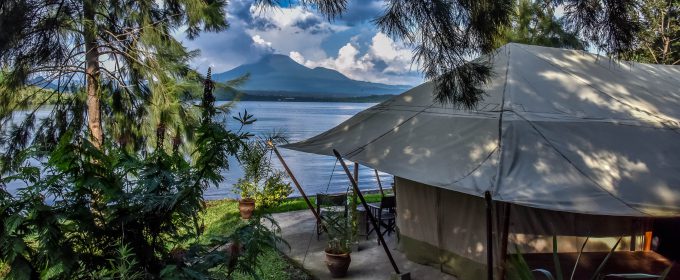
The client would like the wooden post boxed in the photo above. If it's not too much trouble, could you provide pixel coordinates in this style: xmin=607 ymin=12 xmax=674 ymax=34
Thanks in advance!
xmin=333 ymin=149 xmax=401 ymax=274
xmin=374 ymin=169 xmax=385 ymax=197
xmin=271 ymin=144 xmax=325 ymax=231
xmin=644 ymin=231 xmax=653 ymax=252
xmin=499 ymin=203 xmax=511 ymax=280
xmin=485 ymin=191 xmax=494 ymax=280
xmin=353 ymin=162 xmax=359 ymax=183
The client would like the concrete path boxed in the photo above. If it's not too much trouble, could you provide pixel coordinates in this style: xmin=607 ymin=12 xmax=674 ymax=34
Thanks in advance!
xmin=273 ymin=210 xmax=457 ymax=280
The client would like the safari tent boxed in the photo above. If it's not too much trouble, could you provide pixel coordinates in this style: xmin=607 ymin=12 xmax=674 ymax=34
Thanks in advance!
xmin=282 ymin=43 xmax=680 ymax=279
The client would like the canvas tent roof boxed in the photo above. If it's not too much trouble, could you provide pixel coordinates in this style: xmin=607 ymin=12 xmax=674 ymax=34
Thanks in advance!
xmin=282 ymin=43 xmax=680 ymax=217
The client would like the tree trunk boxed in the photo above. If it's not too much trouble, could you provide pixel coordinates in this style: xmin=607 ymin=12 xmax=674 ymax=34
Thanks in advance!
xmin=84 ymin=0 xmax=103 ymax=148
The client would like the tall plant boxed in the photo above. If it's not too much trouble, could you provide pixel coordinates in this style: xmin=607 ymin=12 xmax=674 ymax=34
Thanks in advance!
xmin=0 ymin=0 xmax=229 ymax=152
xmin=235 ymin=133 xmax=292 ymax=209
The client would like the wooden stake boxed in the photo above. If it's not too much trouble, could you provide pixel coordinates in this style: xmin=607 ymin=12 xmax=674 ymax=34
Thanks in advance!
xmin=354 ymin=162 xmax=359 ymax=183
xmin=485 ymin=191 xmax=494 ymax=280
xmin=500 ymin=203 xmax=511 ymax=280
xmin=644 ymin=231 xmax=653 ymax=252
xmin=271 ymin=144 xmax=325 ymax=231
xmin=333 ymin=149 xmax=401 ymax=274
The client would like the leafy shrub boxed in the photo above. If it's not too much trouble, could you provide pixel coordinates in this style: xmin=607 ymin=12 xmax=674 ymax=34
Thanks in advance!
xmin=257 ymin=173 xmax=293 ymax=209
xmin=234 ymin=135 xmax=293 ymax=208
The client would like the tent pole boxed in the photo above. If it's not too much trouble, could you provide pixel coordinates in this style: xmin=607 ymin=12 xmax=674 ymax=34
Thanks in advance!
xmin=354 ymin=162 xmax=359 ymax=183
xmin=500 ymin=203 xmax=511 ymax=280
xmin=271 ymin=144 xmax=325 ymax=231
xmin=644 ymin=230 xmax=653 ymax=252
xmin=333 ymin=149 xmax=401 ymax=275
xmin=374 ymin=169 xmax=385 ymax=197
xmin=485 ymin=191 xmax=494 ymax=280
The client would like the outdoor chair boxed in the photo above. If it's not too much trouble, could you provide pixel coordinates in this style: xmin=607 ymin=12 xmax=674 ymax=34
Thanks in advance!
xmin=367 ymin=195 xmax=397 ymax=244
xmin=316 ymin=193 xmax=348 ymax=240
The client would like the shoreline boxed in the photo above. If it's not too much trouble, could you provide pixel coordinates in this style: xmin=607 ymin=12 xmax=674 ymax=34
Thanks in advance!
xmin=206 ymin=188 xmax=392 ymax=202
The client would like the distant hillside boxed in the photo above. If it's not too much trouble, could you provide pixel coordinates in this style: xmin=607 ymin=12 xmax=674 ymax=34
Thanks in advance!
xmin=212 ymin=54 xmax=412 ymax=97
xmin=214 ymin=89 xmax=394 ymax=103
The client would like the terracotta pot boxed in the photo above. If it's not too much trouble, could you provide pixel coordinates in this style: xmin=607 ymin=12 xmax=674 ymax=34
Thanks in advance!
xmin=238 ymin=198 xmax=255 ymax=219
xmin=325 ymin=249 xmax=351 ymax=278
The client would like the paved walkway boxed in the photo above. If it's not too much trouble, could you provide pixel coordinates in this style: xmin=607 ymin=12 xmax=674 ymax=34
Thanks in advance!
xmin=273 ymin=210 xmax=457 ymax=280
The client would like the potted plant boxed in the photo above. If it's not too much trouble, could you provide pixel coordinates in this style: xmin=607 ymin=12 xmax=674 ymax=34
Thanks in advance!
xmin=234 ymin=180 xmax=258 ymax=219
xmin=323 ymin=212 xmax=352 ymax=278
xmin=234 ymin=135 xmax=292 ymax=219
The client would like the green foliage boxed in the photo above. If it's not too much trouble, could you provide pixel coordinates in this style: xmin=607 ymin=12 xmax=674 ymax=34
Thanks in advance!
xmin=496 ymin=0 xmax=584 ymax=50
xmin=0 ymin=72 xmax=287 ymax=279
xmin=200 ymin=199 xmax=314 ymax=280
xmin=323 ymin=211 xmax=352 ymax=254
xmin=93 ymin=244 xmax=145 ymax=280
xmin=0 ymin=0 xmax=233 ymax=152
xmin=234 ymin=135 xmax=293 ymax=209
xmin=623 ymin=0 xmax=680 ymax=65
xmin=234 ymin=180 xmax=259 ymax=200
xmin=256 ymin=174 xmax=294 ymax=209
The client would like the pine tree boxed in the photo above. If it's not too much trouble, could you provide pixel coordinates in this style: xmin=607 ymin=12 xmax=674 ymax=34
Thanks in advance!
xmin=624 ymin=0 xmax=680 ymax=65
xmin=0 ymin=0 xmax=228 ymax=152
xmin=373 ymin=0 xmax=640 ymax=108
xmin=496 ymin=0 xmax=585 ymax=50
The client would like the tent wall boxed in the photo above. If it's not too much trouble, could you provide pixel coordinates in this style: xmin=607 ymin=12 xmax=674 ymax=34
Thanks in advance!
xmin=395 ymin=177 xmax=651 ymax=280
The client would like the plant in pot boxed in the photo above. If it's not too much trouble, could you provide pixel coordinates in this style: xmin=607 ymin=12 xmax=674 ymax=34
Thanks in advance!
xmin=234 ymin=180 xmax=258 ymax=219
xmin=323 ymin=211 xmax=353 ymax=278
xmin=235 ymin=134 xmax=291 ymax=219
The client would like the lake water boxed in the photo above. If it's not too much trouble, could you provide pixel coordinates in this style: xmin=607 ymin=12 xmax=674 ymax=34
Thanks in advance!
xmin=209 ymin=101 xmax=393 ymax=200
xmin=4 ymin=101 xmax=393 ymax=200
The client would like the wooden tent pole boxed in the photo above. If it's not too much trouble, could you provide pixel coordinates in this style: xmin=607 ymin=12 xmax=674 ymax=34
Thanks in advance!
xmin=271 ymin=144 xmax=325 ymax=230
xmin=644 ymin=231 xmax=653 ymax=252
xmin=374 ymin=169 xmax=385 ymax=197
xmin=485 ymin=191 xmax=494 ymax=280
xmin=333 ymin=149 xmax=401 ymax=274
xmin=500 ymin=203 xmax=511 ymax=280
xmin=354 ymin=162 xmax=359 ymax=183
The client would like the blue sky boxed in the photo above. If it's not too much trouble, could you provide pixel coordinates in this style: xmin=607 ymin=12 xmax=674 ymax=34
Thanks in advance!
xmin=175 ymin=0 xmax=424 ymax=86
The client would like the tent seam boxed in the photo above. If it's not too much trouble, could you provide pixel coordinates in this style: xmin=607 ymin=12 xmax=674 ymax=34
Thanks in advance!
xmin=491 ymin=44 xmax=512 ymax=199
xmin=510 ymin=111 xmax=650 ymax=216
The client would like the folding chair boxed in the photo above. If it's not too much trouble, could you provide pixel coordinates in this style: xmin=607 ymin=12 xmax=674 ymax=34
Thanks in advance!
xmin=316 ymin=193 xmax=348 ymax=240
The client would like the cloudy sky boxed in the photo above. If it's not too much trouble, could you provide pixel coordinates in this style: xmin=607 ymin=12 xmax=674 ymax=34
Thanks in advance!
xmin=174 ymin=0 xmax=423 ymax=86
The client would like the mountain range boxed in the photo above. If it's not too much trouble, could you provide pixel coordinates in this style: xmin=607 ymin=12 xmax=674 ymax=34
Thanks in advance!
xmin=212 ymin=54 xmax=412 ymax=97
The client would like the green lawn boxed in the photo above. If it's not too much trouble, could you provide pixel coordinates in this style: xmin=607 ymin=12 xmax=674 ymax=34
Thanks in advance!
xmin=201 ymin=199 xmax=315 ymax=280
xmin=201 ymin=193 xmax=386 ymax=279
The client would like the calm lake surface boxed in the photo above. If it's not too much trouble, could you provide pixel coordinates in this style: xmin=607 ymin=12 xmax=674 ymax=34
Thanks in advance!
xmin=210 ymin=101 xmax=393 ymax=200
xmin=5 ymin=101 xmax=393 ymax=200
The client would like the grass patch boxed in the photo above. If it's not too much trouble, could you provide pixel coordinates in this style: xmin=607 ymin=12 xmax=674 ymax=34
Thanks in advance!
xmin=265 ymin=192 xmax=386 ymax=214
xmin=201 ymin=192 xmax=388 ymax=279
xmin=202 ymin=199 xmax=316 ymax=280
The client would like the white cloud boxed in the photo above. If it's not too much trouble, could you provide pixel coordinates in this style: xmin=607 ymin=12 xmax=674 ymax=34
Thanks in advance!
xmin=368 ymin=32 xmax=414 ymax=73
xmin=175 ymin=1 xmax=422 ymax=85
xmin=245 ymin=5 xmax=348 ymax=61
xmin=289 ymin=32 xmax=421 ymax=85
xmin=252 ymin=35 xmax=272 ymax=47
xmin=289 ymin=44 xmax=373 ymax=81
xmin=289 ymin=51 xmax=306 ymax=65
